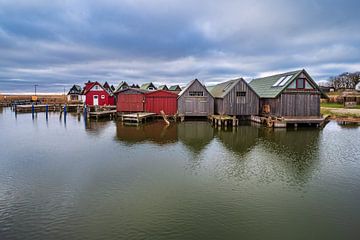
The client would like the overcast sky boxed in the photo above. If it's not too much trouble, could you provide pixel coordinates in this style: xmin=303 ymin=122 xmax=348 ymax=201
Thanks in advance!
xmin=0 ymin=0 xmax=359 ymax=93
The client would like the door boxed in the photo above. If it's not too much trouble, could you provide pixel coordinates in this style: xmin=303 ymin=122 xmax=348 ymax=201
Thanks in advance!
xmin=93 ymin=95 xmax=99 ymax=106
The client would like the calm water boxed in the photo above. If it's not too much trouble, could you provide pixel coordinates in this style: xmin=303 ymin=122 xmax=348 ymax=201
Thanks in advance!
xmin=0 ymin=107 xmax=360 ymax=239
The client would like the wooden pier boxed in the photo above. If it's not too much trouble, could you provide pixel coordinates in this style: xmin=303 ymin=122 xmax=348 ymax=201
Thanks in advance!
xmin=121 ymin=112 xmax=156 ymax=124
xmin=208 ymin=115 xmax=239 ymax=128
xmin=15 ymin=104 xmax=83 ymax=113
xmin=250 ymin=115 xmax=329 ymax=128
xmin=88 ymin=110 xmax=117 ymax=120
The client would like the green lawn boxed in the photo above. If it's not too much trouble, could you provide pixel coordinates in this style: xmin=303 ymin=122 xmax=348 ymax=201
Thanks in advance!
xmin=320 ymin=102 xmax=344 ymax=108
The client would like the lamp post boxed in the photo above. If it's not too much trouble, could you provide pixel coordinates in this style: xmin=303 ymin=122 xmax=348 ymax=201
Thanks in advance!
xmin=34 ymin=84 xmax=38 ymax=96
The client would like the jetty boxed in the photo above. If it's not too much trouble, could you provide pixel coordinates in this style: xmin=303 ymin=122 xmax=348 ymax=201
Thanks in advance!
xmin=88 ymin=110 xmax=117 ymax=120
xmin=209 ymin=115 xmax=239 ymax=127
xmin=250 ymin=115 xmax=329 ymax=128
xmin=121 ymin=112 xmax=156 ymax=124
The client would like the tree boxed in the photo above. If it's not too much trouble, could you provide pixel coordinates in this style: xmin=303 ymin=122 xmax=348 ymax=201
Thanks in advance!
xmin=329 ymin=72 xmax=360 ymax=89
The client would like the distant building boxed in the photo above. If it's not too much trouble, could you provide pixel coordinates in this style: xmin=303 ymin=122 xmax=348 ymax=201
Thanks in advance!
xmin=67 ymin=85 xmax=83 ymax=102
xmin=319 ymin=86 xmax=335 ymax=93
xmin=103 ymin=81 xmax=112 ymax=92
xmin=158 ymin=85 xmax=169 ymax=91
xmin=356 ymin=82 xmax=360 ymax=91
xmin=114 ymin=81 xmax=129 ymax=92
xmin=130 ymin=84 xmax=140 ymax=88
xmin=169 ymin=85 xmax=182 ymax=92
xmin=140 ymin=82 xmax=157 ymax=91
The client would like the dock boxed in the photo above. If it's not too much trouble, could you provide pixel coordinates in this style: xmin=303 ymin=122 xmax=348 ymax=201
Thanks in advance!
xmin=15 ymin=104 xmax=83 ymax=113
xmin=88 ymin=110 xmax=117 ymax=120
xmin=208 ymin=115 xmax=239 ymax=128
xmin=121 ymin=112 xmax=156 ymax=124
xmin=250 ymin=115 xmax=329 ymax=128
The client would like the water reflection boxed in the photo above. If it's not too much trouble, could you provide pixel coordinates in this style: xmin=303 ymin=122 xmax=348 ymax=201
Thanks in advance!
xmin=85 ymin=120 xmax=112 ymax=135
xmin=115 ymin=121 xmax=177 ymax=145
xmin=177 ymin=121 xmax=214 ymax=154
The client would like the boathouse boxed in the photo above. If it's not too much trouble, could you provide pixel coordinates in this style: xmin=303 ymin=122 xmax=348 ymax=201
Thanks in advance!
xmin=249 ymin=69 xmax=326 ymax=117
xmin=115 ymin=81 xmax=129 ymax=92
xmin=209 ymin=78 xmax=259 ymax=116
xmin=67 ymin=84 xmax=83 ymax=102
xmin=82 ymin=81 xmax=115 ymax=106
xmin=115 ymin=88 xmax=147 ymax=113
xmin=145 ymin=90 xmax=178 ymax=115
xmin=177 ymin=79 xmax=214 ymax=117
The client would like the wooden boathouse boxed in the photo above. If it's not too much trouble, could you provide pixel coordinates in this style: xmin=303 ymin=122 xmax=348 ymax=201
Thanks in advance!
xmin=177 ymin=79 xmax=214 ymax=117
xmin=249 ymin=69 xmax=328 ymax=127
xmin=82 ymin=81 xmax=115 ymax=106
xmin=144 ymin=90 xmax=178 ymax=115
xmin=209 ymin=78 xmax=259 ymax=116
xmin=115 ymin=88 xmax=147 ymax=113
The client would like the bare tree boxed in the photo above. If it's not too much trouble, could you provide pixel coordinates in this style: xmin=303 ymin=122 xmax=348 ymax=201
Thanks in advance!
xmin=329 ymin=72 xmax=360 ymax=89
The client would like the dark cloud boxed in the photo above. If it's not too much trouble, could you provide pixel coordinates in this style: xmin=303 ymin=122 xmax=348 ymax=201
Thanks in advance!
xmin=0 ymin=0 xmax=359 ymax=92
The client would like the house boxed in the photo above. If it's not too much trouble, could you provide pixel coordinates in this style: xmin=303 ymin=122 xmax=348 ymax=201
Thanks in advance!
xmin=319 ymin=86 xmax=335 ymax=93
xmin=82 ymin=81 xmax=115 ymax=106
xmin=103 ymin=81 xmax=112 ymax=92
xmin=67 ymin=84 xmax=83 ymax=102
xmin=130 ymin=84 xmax=140 ymax=88
xmin=114 ymin=81 xmax=129 ymax=92
xmin=169 ymin=85 xmax=182 ymax=92
xmin=110 ymin=85 xmax=116 ymax=92
xmin=145 ymin=90 xmax=178 ymax=115
xmin=115 ymin=88 xmax=147 ymax=113
xmin=356 ymin=82 xmax=360 ymax=91
xmin=249 ymin=69 xmax=326 ymax=117
xmin=158 ymin=85 xmax=169 ymax=91
xmin=177 ymin=79 xmax=214 ymax=117
xmin=140 ymin=82 xmax=157 ymax=91
xmin=209 ymin=78 xmax=259 ymax=116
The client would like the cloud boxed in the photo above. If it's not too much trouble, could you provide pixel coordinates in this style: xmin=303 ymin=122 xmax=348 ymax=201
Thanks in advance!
xmin=0 ymin=0 xmax=359 ymax=92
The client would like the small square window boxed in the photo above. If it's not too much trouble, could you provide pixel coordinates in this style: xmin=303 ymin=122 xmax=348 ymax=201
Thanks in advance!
xmin=101 ymin=95 xmax=105 ymax=99
xmin=236 ymin=91 xmax=246 ymax=97
xmin=297 ymin=79 xmax=305 ymax=89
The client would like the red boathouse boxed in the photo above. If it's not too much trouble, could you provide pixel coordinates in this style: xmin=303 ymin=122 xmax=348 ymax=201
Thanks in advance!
xmin=115 ymin=88 xmax=147 ymax=113
xmin=83 ymin=81 xmax=115 ymax=106
xmin=145 ymin=90 xmax=178 ymax=115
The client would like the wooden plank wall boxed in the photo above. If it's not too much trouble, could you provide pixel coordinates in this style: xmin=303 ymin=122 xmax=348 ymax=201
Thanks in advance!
xmin=178 ymin=80 xmax=214 ymax=116
xmin=215 ymin=80 xmax=259 ymax=116
xmin=260 ymin=93 xmax=320 ymax=116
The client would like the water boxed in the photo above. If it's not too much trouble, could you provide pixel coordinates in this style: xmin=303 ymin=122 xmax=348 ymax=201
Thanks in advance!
xmin=0 ymin=107 xmax=360 ymax=239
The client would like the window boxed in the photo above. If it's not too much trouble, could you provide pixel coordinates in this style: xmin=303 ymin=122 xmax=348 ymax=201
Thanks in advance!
xmin=272 ymin=75 xmax=293 ymax=87
xmin=236 ymin=91 xmax=246 ymax=97
xmin=101 ymin=95 xmax=105 ymax=99
xmin=189 ymin=91 xmax=204 ymax=96
xmin=296 ymin=78 xmax=305 ymax=89
xmin=94 ymin=85 xmax=99 ymax=90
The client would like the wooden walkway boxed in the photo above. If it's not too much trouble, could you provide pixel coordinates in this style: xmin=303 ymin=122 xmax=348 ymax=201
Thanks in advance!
xmin=208 ymin=115 xmax=239 ymax=127
xmin=88 ymin=110 xmax=117 ymax=120
xmin=121 ymin=112 xmax=156 ymax=124
xmin=250 ymin=115 xmax=329 ymax=128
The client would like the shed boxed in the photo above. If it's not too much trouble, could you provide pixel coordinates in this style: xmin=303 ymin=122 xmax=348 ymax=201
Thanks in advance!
xmin=177 ymin=79 xmax=214 ymax=117
xmin=115 ymin=88 xmax=147 ymax=113
xmin=209 ymin=78 xmax=259 ymax=116
xmin=145 ymin=90 xmax=178 ymax=115
xmin=249 ymin=69 xmax=327 ymax=117
xmin=115 ymin=81 xmax=129 ymax=92
xmin=82 ymin=81 xmax=115 ymax=106
xmin=67 ymin=84 xmax=83 ymax=102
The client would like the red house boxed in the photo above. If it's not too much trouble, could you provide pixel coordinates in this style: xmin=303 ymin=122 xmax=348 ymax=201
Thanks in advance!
xmin=83 ymin=81 xmax=115 ymax=106
xmin=115 ymin=88 xmax=147 ymax=112
xmin=145 ymin=90 xmax=178 ymax=115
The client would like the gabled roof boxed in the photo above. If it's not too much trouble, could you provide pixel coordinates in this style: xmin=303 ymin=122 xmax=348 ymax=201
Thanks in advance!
xmin=249 ymin=69 xmax=326 ymax=98
xmin=115 ymin=81 xmax=129 ymax=92
xmin=209 ymin=78 xmax=259 ymax=98
xmin=82 ymin=81 xmax=113 ymax=96
xmin=140 ymin=82 xmax=157 ymax=90
xmin=178 ymin=79 xmax=212 ymax=97
xmin=158 ymin=85 xmax=168 ymax=90
xmin=67 ymin=84 xmax=82 ymax=95
xmin=169 ymin=85 xmax=181 ymax=91
xmin=115 ymin=87 xmax=148 ymax=95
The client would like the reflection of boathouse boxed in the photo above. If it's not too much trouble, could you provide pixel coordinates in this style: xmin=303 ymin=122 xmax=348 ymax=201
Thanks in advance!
xmin=115 ymin=121 xmax=177 ymax=145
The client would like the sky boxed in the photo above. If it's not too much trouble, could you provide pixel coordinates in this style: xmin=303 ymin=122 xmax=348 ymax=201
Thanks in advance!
xmin=0 ymin=0 xmax=360 ymax=93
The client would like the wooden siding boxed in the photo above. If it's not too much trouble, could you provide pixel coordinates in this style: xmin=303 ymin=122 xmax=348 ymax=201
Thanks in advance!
xmin=178 ymin=80 xmax=214 ymax=116
xmin=214 ymin=80 xmax=259 ymax=116
xmin=116 ymin=89 xmax=145 ymax=112
xmin=260 ymin=93 xmax=320 ymax=117
xmin=145 ymin=90 xmax=178 ymax=115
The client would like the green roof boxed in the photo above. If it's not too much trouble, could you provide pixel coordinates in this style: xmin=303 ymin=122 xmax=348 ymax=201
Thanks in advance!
xmin=249 ymin=70 xmax=303 ymax=98
xmin=158 ymin=85 xmax=168 ymax=90
xmin=208 ymin=79 xmax=241 ymax=98
xmin=169 ymin=85 xmax=181 ymax=91
xmin=140 ymin=82 xmax=156 ymax=90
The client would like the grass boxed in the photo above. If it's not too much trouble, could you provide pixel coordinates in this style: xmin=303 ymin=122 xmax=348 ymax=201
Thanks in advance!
xmin=321 ymin=102 xmax=360 ymax=109
xmin=321 ymin=108 xmax=360 ymax=118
